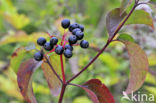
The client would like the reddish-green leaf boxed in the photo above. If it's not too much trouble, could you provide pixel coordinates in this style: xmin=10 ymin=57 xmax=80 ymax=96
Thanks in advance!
xmin=17 ymin=59 xmax=42 ymax=103
xmin=41 ymin=54 xmax=63 ymax=96
xmin=106 ymin=8 xmax=127 ymax=38
xmin=76 ymin=79 xmax=115 ymax=103
xmin=121 ymin=41 xmax=149 ymax=94
xmin=126 ymin=10 xmax=154 ymax=29
xmin=120 ymin=0 xmax=133 ymax=15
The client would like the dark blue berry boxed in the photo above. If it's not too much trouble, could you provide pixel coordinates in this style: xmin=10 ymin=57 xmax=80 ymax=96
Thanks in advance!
xmin=34 ymin=52 xmax=43 ymax=61
xmin=75 ymin=31 xmax=84 ymax=40
xmin=72 ymin=28 xmax=81 ymax=35
xmin=61 ymin=19 xmax=70 ymax=29
xmin=79 ymin=24 xmax=84 ymax=32
xmin=37 ymin=37 xmax=46 ymax=46
xmin=44 ymin=42 xmax=53 ymax=51
xmin=68 ymin=35 xmax=77 ymax=44
xmin=80 ymin=40 xmax=89 ymax=48
xmin=65 ymin=44 xmax=73 ymax=51
xmin=69 ymin=23 xmax=79 ymax=32
xmin=64 ymin=49 xmax=72 ymax=58
xmin=50 ymin=37 xmax=58 ymax=45
xmin=55 ymin=45 xmax=64 ymax=55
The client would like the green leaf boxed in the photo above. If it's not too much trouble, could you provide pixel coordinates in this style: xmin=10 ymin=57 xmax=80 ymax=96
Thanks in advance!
xmin=10 ymin=47 xmax=28 ymax=73
xmin=41 ymin=54 xmax=65 ymax=96
xmin=106 ymin=8 xmax=127 ymax=38
xmin=120 ymin=0 xmax=133 ymax=15
xmin=17 ymin=59 xmax=42 ymax=103
xmin=126 ymin=10 xmax=154 ymax=29
xmin=121 ymin=41 xmax=149 ymax=94
xmin=0 ymin=31 xmax=48 ymax=46
xmin=118 ymin=33 xmax=134 ymax=42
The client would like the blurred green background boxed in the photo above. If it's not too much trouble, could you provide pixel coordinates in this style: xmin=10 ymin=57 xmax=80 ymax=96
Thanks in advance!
xmin=0 ymin=0 xmax=156 ymax=103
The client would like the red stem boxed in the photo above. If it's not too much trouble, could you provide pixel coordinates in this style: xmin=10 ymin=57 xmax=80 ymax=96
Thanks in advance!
xmin=58 ymin=84 xmax=67 ymax=103
xmin=60 ymin=55 xmax=66 ymax=83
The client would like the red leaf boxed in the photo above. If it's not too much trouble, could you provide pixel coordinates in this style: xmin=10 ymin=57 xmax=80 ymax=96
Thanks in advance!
xmin=121 ymin=41 xmax=149 ymax=94
xmin=17 ymin=59 xmax=42 ymax=103
xmin=75 ymin=79 xmax=115 ymax=103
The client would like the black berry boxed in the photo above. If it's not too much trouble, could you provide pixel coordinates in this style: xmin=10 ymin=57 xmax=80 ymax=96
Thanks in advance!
xmin=65 ymin=44 xmax=73 ymax=51
xmin=34 ymin=52 xmax=43 ymax=61
xmin=50 ymin=37 xmax=58 ymax=45
xmin=37 ymin=37 xmax=46 ymax=46
xmin=79 ymin=24 xmax=84 ymax=32
xmin=44 ymin=42 xmax=53 ymax=51
xmin=80 ymin=40 xmax=89 ymax=48
xmin=68 ymin=35 xmax=77 ymax=44
xmin=55 ymin=45 xmax=64 ymax=55
xmin=72 ymin=28 xmax=81 ymax=35
xmin=75 ymin=31 xmax=84 ymax=40
xmin=64 ymin=49 xmax=72 ymax=58
xmin=61 ymin=19 xmax=70 ymax=29
xmin=69 ymin=23 xmax=79 ymax=32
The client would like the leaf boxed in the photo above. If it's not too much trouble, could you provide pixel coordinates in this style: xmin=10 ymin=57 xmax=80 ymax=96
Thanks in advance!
xmin=41 ymin=54 xmax=64 ymax=96
xmin=0 ymin=31 xmax=48 ymax=46
xmin=125 ymin=10 xmax=154 ymax=29
xmin=75 ymin=79 xmax=115 ymax=103
xmin=118 ymin=33 xmax=134 ymax=42
xmin=121 ymin=41 xmax=149 ymax=94
xmin=11 ymin=47 xmax=28 ymax=73
xmin=17 ymin=59 xmax=42 ymax=103
xmin=106 ymin=8 xmax=127 ymax=38
xmin=120 ymin=0 xmax=133 ymax=15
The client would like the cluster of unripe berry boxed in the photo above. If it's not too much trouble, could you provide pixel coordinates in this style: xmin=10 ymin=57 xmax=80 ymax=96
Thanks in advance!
xmin=34 ymin=19 xmax=89 ymax=61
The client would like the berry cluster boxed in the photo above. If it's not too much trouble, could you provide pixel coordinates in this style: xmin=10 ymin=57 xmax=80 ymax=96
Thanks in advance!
xmin=34 ymin=19 xmax=89 ymax=61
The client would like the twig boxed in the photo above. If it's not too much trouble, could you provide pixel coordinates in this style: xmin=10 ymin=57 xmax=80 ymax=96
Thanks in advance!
xmin=67 ymin=2 xmax=138 ymax=84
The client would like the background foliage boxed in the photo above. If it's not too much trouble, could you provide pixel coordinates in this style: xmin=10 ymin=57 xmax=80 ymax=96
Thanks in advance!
xmin=0 ymin=0 xmax=156 ymax=103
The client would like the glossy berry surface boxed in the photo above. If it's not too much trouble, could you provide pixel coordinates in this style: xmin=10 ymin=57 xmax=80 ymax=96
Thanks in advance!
xmin=55 ymin=45 xmax=64 ymax=55
xmin=72 ymin=28 xmax=81 ymax=35
xmin=75 ymin=31 xmax=84 ymax=40
xmin=69 ymin=23 xmax=79 ymax=32
xmin=61 ymin=19 xmax=70 ymax=29
xmin=50 ymin=37 xmax=58 ymax=45
xmin=65 ymin=44 xmax=73 ymax=51
xmin=64 ymin=49 xmax=72 ymax=58
xmin=68 ymin=35 xmax=77 ymax=44
xmin=34 ymin=52 xmax=43 ymax=61
xmin=44 ymin=42 xmax=53 ymax=51
xmin=79 ymin=24 xmax=84 ymax=32
xmin=80 ymin=40 xmax=89 ymax=48
xmin=37 ymin=37 xmax=46 ymax=46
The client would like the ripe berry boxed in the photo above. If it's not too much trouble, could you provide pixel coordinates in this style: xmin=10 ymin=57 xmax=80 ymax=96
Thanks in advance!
xmin=75 ymin=31 xmax=84 ymax=40
xmin=64 ymin=49 xmax=72 ymax=58
xmin=65 ymin=44 xmax=73 ymax=51
xmin=69 ymin=23 xmax=79 ymax=32
xmin=55 ymin=45 xmax=64 ymax=55
xmin=44 ymin=42 xmax=53 ymax=51
xmin=61 ymin=19 xmax=70 ymax=29
xmin=79 ymin=24 xmax=84 ymax=32
xmin=34 ymin=52 xmax=43 ymax=61
xmin=80 ymin=40 xmax=89 ymax=48
xmin=72 ymin=28 xmax=81 ymax=35
xmin=37 ymin=37 xmax=46 ymax=46
xmin=50 ymin=37 xmax=58 ymax=45
xmin=68 ymin=35 xmax=77 ymax=44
